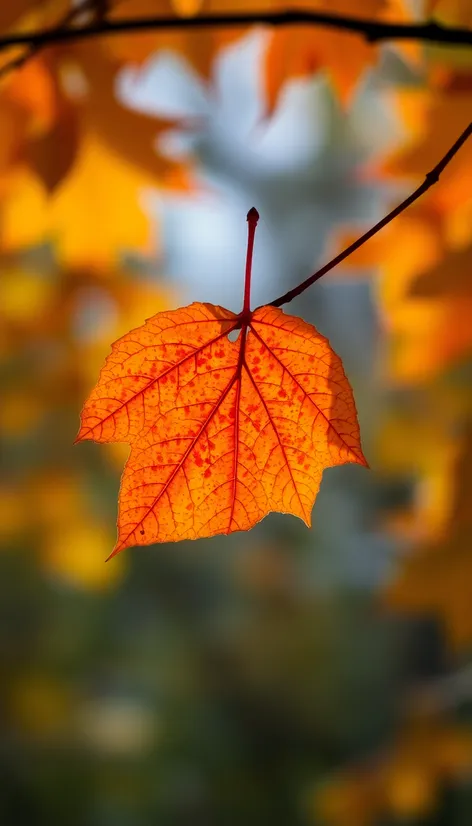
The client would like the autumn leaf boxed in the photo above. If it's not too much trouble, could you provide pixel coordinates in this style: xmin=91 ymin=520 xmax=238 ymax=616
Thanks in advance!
xmin=333 ymin=204 xmax=472 ymax=382
xmin=264 ymin=0 xmax=415 ymax=113
xmin=385 ymin=76 xmax=472 ymax=226
xmin=410 ymin=241 xmax=472 ymax=299
xmin=77 ymin=209 xmax=367 ymax=552
xmin=77 ymin=302 xmax=366 ymax=552
xmin=0 ymin=128 xmax=156 ymax=269
xmin=384 ymin=423 xmax=472 ymax=648
xmin=0 ymin=0 xmax=68 ymax=34
xmin=427 ymin=0 xmax=472 ymax=23
xmin=66 ymin=41 xmax=187 ymax=182
xmin=105 ymin=0 xmax=235 ymax=76
xmin=385 ymin=541 xmax=472 ymax=649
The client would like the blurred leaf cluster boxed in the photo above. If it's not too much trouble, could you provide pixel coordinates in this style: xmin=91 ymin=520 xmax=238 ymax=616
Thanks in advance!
xmin=1 ymin=2 xmax=472 ymax=825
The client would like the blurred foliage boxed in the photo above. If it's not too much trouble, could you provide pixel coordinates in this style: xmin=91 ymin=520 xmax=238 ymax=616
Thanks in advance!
xmin=1 ymin=1 xmax=472 ymax=825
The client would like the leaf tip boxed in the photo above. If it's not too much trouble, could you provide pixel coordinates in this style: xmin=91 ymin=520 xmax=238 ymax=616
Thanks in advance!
xmin=106 ymin=543 xmax=124 ymax=562
xmin=355 ymin=448 xmax=370 ymax=470
xmin=74 ymin=424 xmax=92 ymax=445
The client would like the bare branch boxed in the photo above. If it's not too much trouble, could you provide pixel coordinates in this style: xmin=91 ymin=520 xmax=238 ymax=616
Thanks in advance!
xmin=0 ymin=0 xmax=109 ymax=79
xmin=0 ymin=9 xmax=470 ymax=59
xmin=266 ymin=120 xmax=472 ymax=309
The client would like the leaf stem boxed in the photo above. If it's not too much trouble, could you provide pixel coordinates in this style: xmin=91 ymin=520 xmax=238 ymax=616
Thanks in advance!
xmin=266 ymin=120 xmax=472 ymax=310
xmin=243 ymin=207 xmax=259 ymax=316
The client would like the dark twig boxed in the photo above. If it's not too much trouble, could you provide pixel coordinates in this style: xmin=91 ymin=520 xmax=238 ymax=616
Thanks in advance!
xmin=267 ymin=120 xmax=472 ymax=309
xmin=0 ymin=0 xmax=114 ymax=79
xmin=0 ymin=9 xmax=471 ymax=56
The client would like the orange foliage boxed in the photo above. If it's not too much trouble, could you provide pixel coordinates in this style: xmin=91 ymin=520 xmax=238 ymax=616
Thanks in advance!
xmin=106 ymin=0 xmax=237 ymax=76
xmin=2 ymin=3 xmax=472 ymax=824
xmin=264 ymin=0 xmax=415 ymax=112
xmin=77 ymin=300 xmax=366 ymax=552
xmin=385 ymin=424 xmax=472 ymax=648
xmin=77 ymin=208 xmax=366 ymax=552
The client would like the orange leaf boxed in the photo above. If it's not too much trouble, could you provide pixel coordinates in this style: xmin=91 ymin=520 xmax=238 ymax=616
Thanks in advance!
xmin=77 ymin=302 xmax=366 ymax=552
xmin=104 ymin=0 xmax=237 ymax=78
xmin=384 ymin=76 xmax=472 ymax=223
xmin=67 ymin=42 xmax=186 ymax=182
xmin=77 ymin=210 xmax=367 ymax=552
xmin=264 ymin=0 xmax=414 ymax=113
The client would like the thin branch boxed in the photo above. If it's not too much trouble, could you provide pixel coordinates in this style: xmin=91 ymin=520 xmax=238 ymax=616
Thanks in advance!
xmin=0 ymin=0 xmax=108 ymax=79
xmin=0 ymin=9 xmax=471 ymax=55
xmin=266 ymin=120 xmax=472 ymax=310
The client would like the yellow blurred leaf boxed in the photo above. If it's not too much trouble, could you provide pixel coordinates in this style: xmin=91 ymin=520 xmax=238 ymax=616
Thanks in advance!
xmin=48 ymin=129 xmax=155 ymax=268
xmin=0 ymin=264 xmax=56 ymax=325
xmin=42 ymin=520 xmax=126 ymax=590
xmin=385 ymin=425 xmax=472 ymax=648
xmin=1 ymin=129 xmax=156 ymax=269
xmin=367 ymin=208 xmax=472 ymax=381
xmin=385 ymin=77 xmax=472 ymax=226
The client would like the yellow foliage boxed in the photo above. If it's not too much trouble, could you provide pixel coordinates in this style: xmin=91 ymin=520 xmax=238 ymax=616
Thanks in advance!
xmin=41 ymin=520 xmax=126 ymax=590
xmin=0 ymin=10 xmax=471 ymax=824
xmin=0 ymin=264 xmax=56 ymax=325
xmin=1 ymin=130 xmax=155 ymax=268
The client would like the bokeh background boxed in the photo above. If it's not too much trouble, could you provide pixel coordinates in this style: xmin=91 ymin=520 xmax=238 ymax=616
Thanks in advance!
xmin=1 ymin=2 xmax=472 ymax=824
